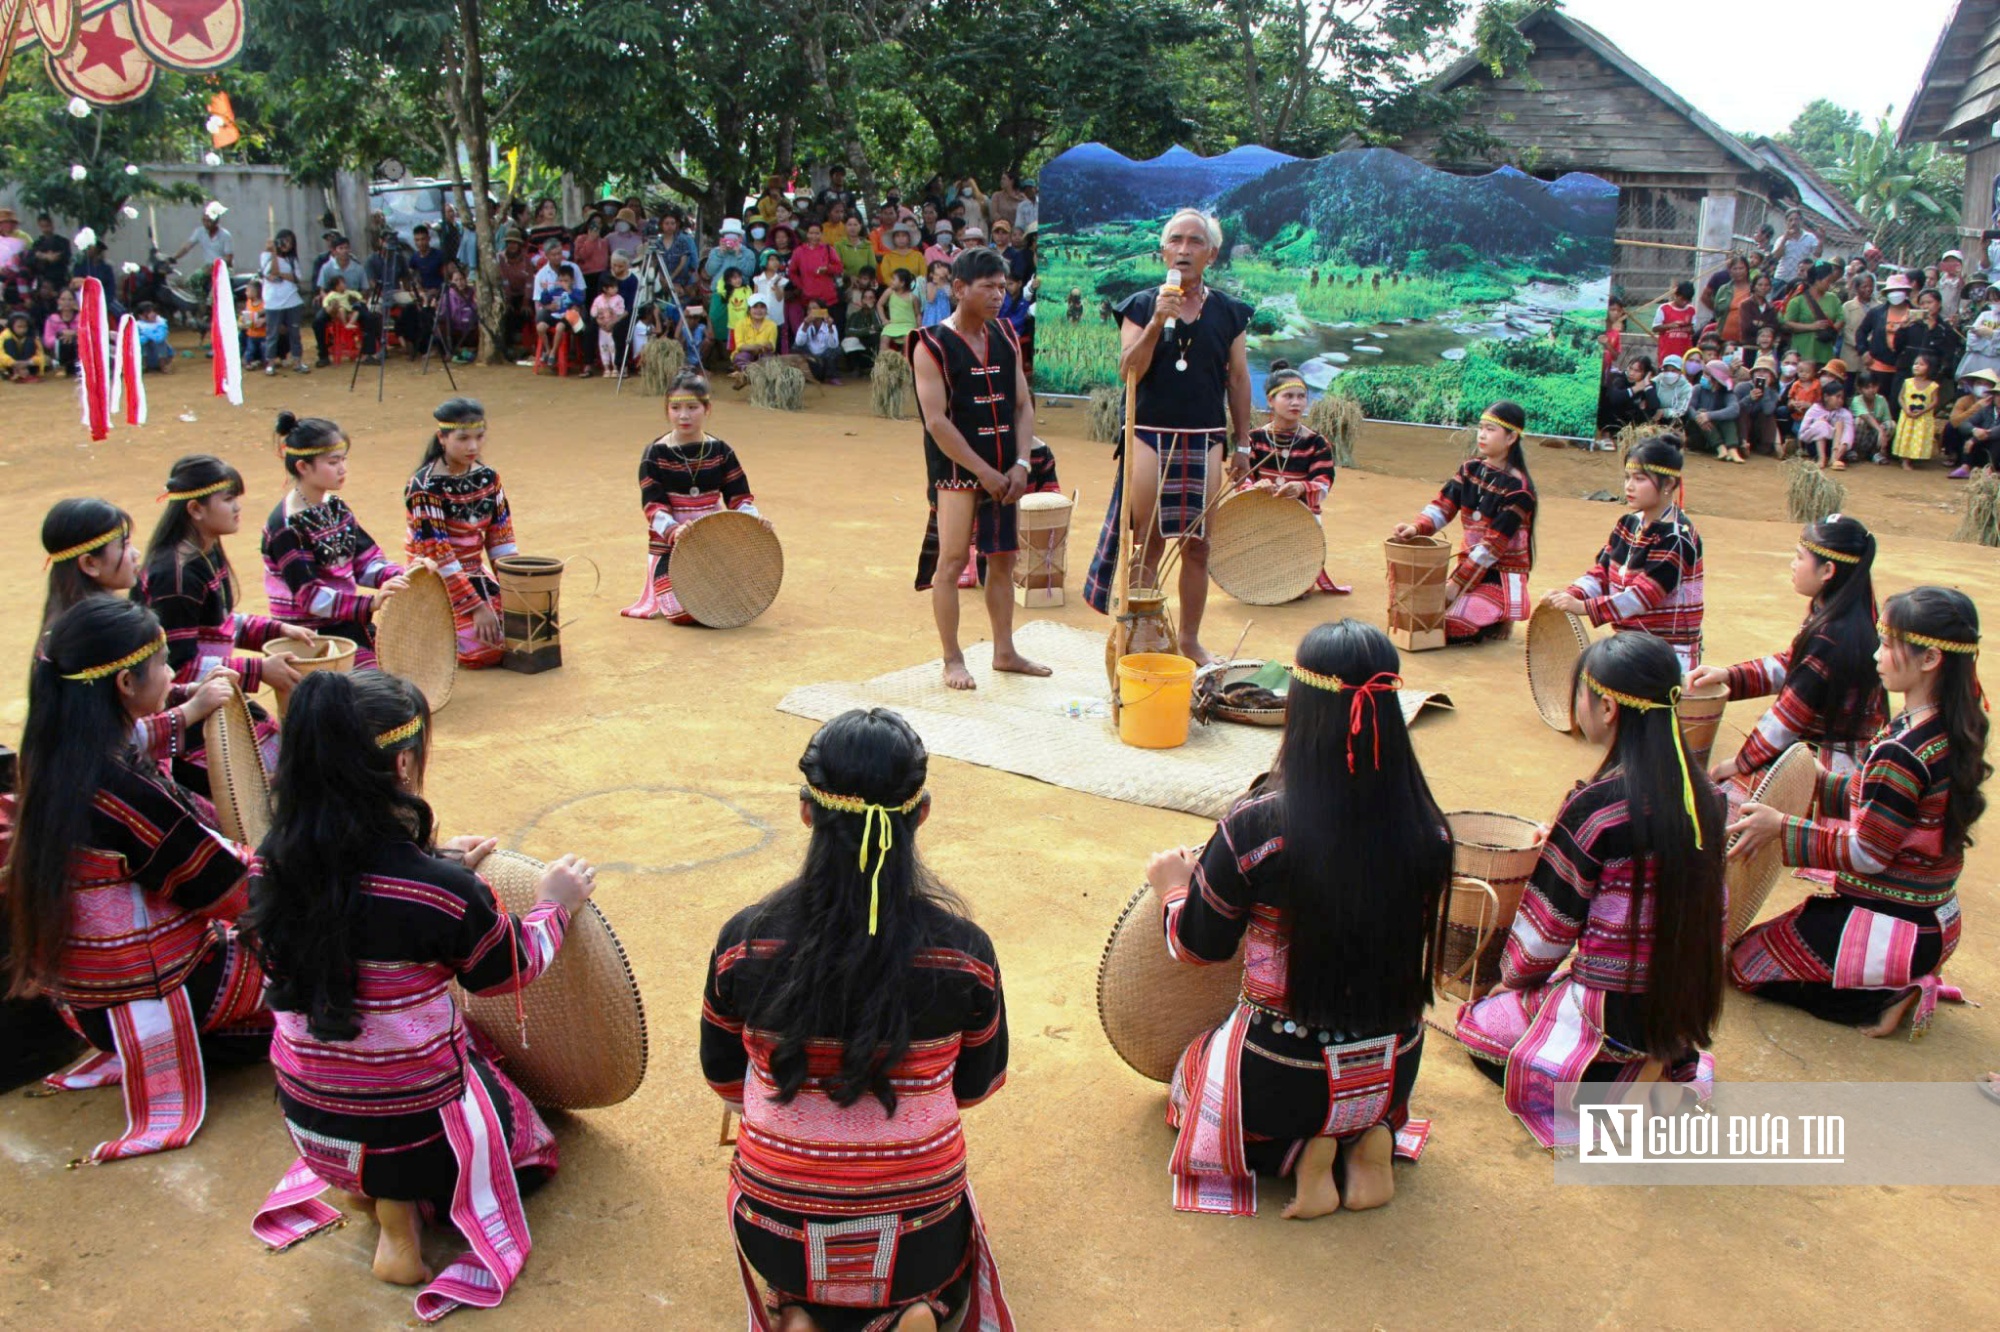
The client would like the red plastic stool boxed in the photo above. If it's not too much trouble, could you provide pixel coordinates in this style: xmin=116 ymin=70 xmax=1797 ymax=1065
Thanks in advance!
xmin=327 ymin=321 xmax=361 ymax=364
xmin=535 ymin=324 xmax=573 ymax=376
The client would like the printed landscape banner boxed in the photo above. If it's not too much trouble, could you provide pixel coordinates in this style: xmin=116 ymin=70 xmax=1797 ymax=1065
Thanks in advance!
xmin=1038 ymin=143 xmax=1617 ymax=440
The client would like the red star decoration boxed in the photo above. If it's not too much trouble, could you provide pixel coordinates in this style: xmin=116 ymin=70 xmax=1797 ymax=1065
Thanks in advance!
xmin=72 ymin=14 xmax=137 ymax=78
xmin=143 ymin=0 xmax=227 ymax=48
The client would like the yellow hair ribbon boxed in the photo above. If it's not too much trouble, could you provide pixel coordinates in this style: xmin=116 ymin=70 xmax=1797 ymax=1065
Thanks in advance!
xmin=375 ymin=715 xmax=424 ymax=749
xmin=158 ymin=479 xmax=235 ymax=504
xmin=805 ymin=784 xmax=925 ymax=935
xmin=1478 ymin=413 xmax=1521 ymax=435
xmin=437 ymin=418 xmax=486 ymax=432
xmin=60 ymin=631 xmax=166 ymax=683
xmin=1626 ymin=461 xmax=1682 ymax=479
xmin=44 ymin=523 xmax=125 ymax=566
xmin=1801 ymin=538 xmax=1860 ymax=565
xmin=666 ymin=393 xmax=708 ymax=407
xmin=1583 ymin=671 xmax=1703 ymax=849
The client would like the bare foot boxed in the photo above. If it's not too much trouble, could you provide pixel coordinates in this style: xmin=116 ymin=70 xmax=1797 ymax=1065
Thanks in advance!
xmin=943 ymin=657 xmax=977 ymax=691
xmin=991 ymin=650 xmax=1052 ymax=678
xmin=1860 ymin=987 xmax=1920 ymax=1038
xmin=371 ymin=1198 xmax=432 ymax=1286
xmin=893 ymin=1303 xmax=938 ymax=1332
xmin=332 ymin=1189 xmax=376 ymax=1219
xmin=1280 ymin=1135 xmax=1341 ymax=1219
xmin=1179 ymin=640 xmax=1216 ymax=667
xmin=1340 ymin=1124 xmax=1396 ymax=1212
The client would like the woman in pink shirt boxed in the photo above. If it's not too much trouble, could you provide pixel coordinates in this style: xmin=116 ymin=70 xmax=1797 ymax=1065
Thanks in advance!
xmin=785 ymin=220 xmax=843 ymax=338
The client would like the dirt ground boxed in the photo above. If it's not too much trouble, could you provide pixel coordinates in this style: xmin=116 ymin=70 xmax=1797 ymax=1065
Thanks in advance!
xmin=1 ymin=352 xmax=1997 ymax=1329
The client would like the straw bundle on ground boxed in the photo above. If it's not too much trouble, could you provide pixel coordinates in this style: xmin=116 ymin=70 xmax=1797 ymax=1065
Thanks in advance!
xmin=1785 ymin=456 xmax=1846 ymax=524
xmin=638 ymin=337 xmax=686 ymax=395
xmin=747 ymin=359 xmax=805 ymax=412
xmin=1088 ymin=385 xmax=1124 ymax=442
xmin=1454 ymin=425 xmax=1479 ymax=459
xmin=1952 ymin=469 xmax=2000 ymax=546
xmin=1611 ymin=422 xmax=1650 ymax=456
xmin=1304 ymin=392 xmax=1363 ymax=466
xmin=872 ymin=349 xmax=916 ymax=419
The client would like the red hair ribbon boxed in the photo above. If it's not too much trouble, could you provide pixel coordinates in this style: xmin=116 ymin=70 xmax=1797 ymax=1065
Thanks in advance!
xmin=1339 ymin=671 xmax=1404 ymax=772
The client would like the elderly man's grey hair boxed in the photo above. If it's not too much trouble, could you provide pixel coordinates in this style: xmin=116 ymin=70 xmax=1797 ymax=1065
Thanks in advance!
xmin=1159 ymin=208 xmax=1222 ymax=251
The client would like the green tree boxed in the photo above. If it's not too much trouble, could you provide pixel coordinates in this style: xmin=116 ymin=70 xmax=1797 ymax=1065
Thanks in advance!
xmin=1775 ymin=98 xmax=1862 ymax=171
xmin=0 ymin=63 xmax=205 ymax=240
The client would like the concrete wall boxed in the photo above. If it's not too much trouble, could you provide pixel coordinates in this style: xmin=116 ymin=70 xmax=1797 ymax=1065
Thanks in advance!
xmin=1 ymin=164 xmax=369 ymax=276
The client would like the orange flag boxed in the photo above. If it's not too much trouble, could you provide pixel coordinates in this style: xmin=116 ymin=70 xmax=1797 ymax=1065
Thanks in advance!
xmin=207 ymin=90 xmax=239 ymax=148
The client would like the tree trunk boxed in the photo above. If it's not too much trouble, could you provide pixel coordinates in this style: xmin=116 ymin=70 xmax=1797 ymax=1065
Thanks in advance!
xmin=442 ymin=0 xmax=510 ymax=366
xmin=1236 ymin=0 xmax=1267 ymax=144
xmin=801 ymin=21 xmax=877 ymax=204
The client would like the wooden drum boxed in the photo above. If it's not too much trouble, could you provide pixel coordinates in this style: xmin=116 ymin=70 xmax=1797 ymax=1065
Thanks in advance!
xmin=1676 ymin=674 xmax=1730 ymax=768
xmin=1384 ymin=535 xmax=1452 ymax=652
xmin=1015 ymin=492 xmax=1073 ymax=608
xmin=1436 ymin=811 xmax=1546 ymax=1001
xmin=494 ymin=555 xmax=565 ymax=674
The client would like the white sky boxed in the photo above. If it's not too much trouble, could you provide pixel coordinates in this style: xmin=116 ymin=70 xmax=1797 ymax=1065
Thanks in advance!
xmin=1534 ymin=0 xmax=1955 ymax=137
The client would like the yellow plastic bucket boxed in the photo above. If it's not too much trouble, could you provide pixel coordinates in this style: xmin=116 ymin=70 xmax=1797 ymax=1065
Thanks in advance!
xmin=1117 ymin=652 xmax=1197 ymax=749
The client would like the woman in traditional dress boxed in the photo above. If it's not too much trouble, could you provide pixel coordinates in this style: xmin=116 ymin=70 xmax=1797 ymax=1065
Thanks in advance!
xmin=620 ymin=370 xmax=766 ymax=624
xmin=1456 ymin=631 xmax=1727 ymax=1147
xmin=701 ymin=708 xmax=1012 ymax=1332
xmin=40 ymin=497 xmax=137 ymax=628
xmin=1544 ymin=434 xmax=1704 ymax=670
xmin=1151 ymin=619 xmax=1448 ymax=1217
xmin=135 ymin=454 xmax=315 ymax=789
xmin=247 ymin=669 xmax=595 ymax=1314
xmin=1242 ymin=362 xmax=1348 ymax=594
xmin=404 ymin=398 xmax=518 ymax=668
xmin=1689 ymin=514 xmax=1886 ymax=805
xmin=5 ymin=597 xmax=263 ymax=1163
xmin=1728 ymin=587 xmax=1987 ymax=1038
xmin=1390 ymin=399 xmax=1538 ymax=642
xmin=261 ymin=411 xmax=415 ymax=666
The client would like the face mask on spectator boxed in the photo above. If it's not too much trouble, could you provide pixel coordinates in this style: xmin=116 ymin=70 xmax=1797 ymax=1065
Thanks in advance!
xmin=1888 ymin=291 xmax=1908 ymax=305
xmin=1780 ymin=365 xmax=1796 ymax=380
xmin=750 ymin=226 xmax=767 ymax=241
xmin=615 ymin=221 xmax=631 ymax=233
xmin=1659 ymin=368 xmax=1681 ymax=383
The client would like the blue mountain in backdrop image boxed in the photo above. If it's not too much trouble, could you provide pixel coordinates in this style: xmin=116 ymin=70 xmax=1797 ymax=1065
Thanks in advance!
xmin=1039 ymin=143 xmax=1617 ymax=439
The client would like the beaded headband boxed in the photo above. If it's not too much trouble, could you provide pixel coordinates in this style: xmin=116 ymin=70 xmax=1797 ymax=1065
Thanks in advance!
xmin=44 ymin=522 xmax=125 ymax=566
xmin=805 ymin=784 xmax=925 ymax=935
xmin=1801 ymin=538 xmax=1861 ymax=565
xmin=436 ymin=418 xmax=486 ymax=432
xmin=375 ymin=715 xmax=424 ymax=748
xmin=1287 ymin=664 xmax=1404 ymax=773
xmin=1479 ymin=413 xmax=1521 ymax=435
xmin=159 ymin=479 xmax=235 ymax=504
xmin=666 ymin=392 xmax=708 ymax=407
xmin=60 ymin=631 xmax=165 ymax=683
xmin=1581 ymin=670 xmax=1702 ymax=848
xmin=282 ymin=439 xmax=346 ymax=458
xmin=1627 ymin=460 xmax=1682 ymax=479
xmin=1878 ymin=623 xmax=1979 ymax=655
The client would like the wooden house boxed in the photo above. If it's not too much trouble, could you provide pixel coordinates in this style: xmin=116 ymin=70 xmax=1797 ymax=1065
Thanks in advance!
xmin=1393 ymin=8 xmax=1863 ymax=304
xmin=1901 ymin=0 xmax=2000 ymax=262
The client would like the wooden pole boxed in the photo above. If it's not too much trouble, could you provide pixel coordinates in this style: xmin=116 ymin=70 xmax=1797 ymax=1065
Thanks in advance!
xmin=1108 ymin=372 xmax=1139 ymax=703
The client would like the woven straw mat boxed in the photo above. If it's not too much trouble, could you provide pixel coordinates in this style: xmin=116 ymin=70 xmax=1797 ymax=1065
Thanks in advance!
xmin=777 ymin=621 xmax=1449 ymax=820
xmin=1097 ymin=882 xmax=1244 ymax=1081
xmin=202 ymin=684 xmax=271 ymax=847
xmin=456 ymin=850 xmax=649 ymax=1110
xmin=375 ymin=566 xmax=457 ymax=710
xmin=1207 ymin=490 xmax=1325 ymax=606
xmin=1525 ymin=602 xmax=1593 ymax=733
xmin=673 ymin=511 xmax=784 ymax=629
xmin=1725 ymin=743 xmax=1820 ymax=944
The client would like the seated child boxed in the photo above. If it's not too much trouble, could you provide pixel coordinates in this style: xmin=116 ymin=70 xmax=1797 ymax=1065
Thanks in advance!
xmin=536 ymin=269 xmax=581 ymax=365
xmin=729 ymin=293 xmax=779 ymax=384
xmin=134 ymin=302 xmax=173 ymax=373
xmin=1245 ymin=361 xmax=1346 ymax=593
xmin=440 ymin=267 xmax=477 ymax=362
xmin=239 ymin=291 xmax=268 ymax=370
xmin=794 ymin=299 xmax=841 ymax=383
xmin=322 ymin=277 xmax=362 ymax=331
xmin=1796 ymin=380 xmax=1855 ymax=470
xmin=1852 ymin=373 xmax=1891 ymax=461
xmin=1 ymin=311 xmax=47 ymax=381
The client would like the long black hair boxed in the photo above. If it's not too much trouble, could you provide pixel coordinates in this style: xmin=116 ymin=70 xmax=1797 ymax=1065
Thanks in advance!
xmin=1792 ymin=514 xmax=1883 ymax=747
xmin=1881 ymin=588 xmax=1990 ymax=855
xmin=416 ymin=397 xmax=485 ymax=473
xmin=1483 ymin=399 xmax=1538 ymax=563
xmin=275 ymin=410 xmax=347 ymax=480
xmin=1267 ymin=620 xmax=1451 ymax=1032
xmin=144 ymin=454 xmax=246 ymax=600
xmin=1574 ymin=632 xmax=1725 ymax=1059
xmin=245 ymin=670 xmax=433 ymax=1041
xmin=747 ymin=708 xmax=964 ymax=1114
xmin=40 ymin=498 xmax=132 ymax=628
xmin=6 ymin=598 xmax=164 ymax=996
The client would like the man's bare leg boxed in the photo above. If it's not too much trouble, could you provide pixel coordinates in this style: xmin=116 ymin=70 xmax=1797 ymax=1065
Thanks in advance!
xmin=984 ymin=551 xmax=1050 ymax=677
xmin=1126 ymin=438 xmax=1165 ymax=592
xmin=934 ymin=490 xmax=979 ymax=690
xmin=1174 ymin=444 xmax=1224 ymax=664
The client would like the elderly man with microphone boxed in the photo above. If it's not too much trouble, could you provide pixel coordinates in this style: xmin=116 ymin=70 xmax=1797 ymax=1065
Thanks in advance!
xmin=1084 ymin=208 xmax=1252 ymax=665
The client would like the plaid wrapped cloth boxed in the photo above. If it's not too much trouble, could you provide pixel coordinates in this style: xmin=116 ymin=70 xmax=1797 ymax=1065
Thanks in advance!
xmin=1083 ymin=426 xmax=1224 ymax=613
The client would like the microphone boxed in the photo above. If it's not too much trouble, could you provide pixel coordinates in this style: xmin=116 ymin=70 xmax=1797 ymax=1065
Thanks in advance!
xmin=1163 ymin=268 xmax=1182 ymax=336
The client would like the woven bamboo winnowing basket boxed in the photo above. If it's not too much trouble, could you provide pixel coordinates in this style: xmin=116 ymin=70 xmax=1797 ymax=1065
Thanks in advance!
xmin=1208 ymin=489 xmax=1325 ymax=606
